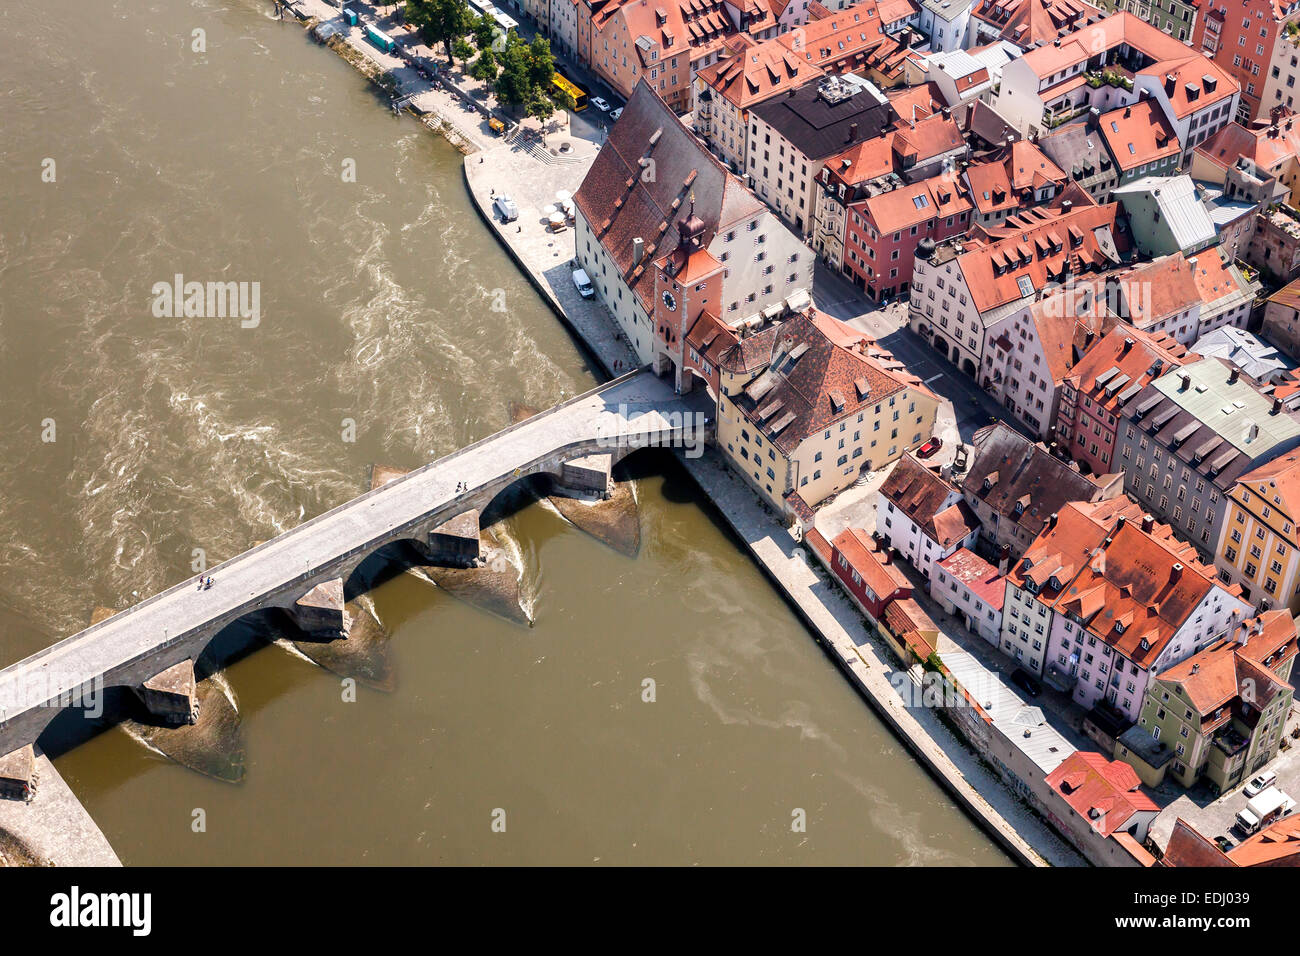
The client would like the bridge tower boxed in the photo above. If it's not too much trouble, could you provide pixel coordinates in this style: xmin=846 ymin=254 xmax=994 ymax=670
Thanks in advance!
xmin=651 ymin=199 xmax=724 ymax=394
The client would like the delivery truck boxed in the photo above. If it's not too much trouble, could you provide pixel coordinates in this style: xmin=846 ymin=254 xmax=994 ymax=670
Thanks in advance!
xmin=1235 ymin=786 xmax=1295 ymax=834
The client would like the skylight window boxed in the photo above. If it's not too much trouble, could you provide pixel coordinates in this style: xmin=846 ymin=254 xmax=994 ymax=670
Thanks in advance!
xmin=1128 ymin=143 xmax=1136 ymax=154
xmin=1017 ymin=275 xmax=1035 ymax=297
xmin=913 ymin=195 xmax=929 ymax=209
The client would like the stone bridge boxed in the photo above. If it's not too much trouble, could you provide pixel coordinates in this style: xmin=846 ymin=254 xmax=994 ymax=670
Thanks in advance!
xmin=0 ymin=370 xmax=711 ymax=787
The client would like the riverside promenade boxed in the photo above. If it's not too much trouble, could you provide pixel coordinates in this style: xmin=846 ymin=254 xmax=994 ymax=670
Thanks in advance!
xmin=462 ymin=150 xmax=1083 ymax=867
xmin=0 ymin=750 xmax=120 ymax=866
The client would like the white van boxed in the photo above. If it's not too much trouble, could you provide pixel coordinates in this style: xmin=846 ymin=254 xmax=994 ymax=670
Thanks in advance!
xmin=493 ymin=194 xmax=519 ymax=223
xmin=571 ymin=268 xmax=594 ymax=299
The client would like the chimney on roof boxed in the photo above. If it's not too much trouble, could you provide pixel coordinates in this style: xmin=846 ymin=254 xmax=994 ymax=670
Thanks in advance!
xmin=1191 ymin=662 xmax=1199 ymax=674
xmin=1273 ymin=397 xmax=1284 ymax=415
xmin=1180 ymin=373 xmax=1191 ymax=391
xmin=1189 ymin=256 xmax=1198 ymax=273
xmin=1062 ymin=199 xmax=1072 ymax=213
xmin=1141 ymin=515 xmax=1154 ymax=533
xmin=848 ymin=122 xmax=859 ymax=143
xmin=1124 ymin=105 xmax=1131 ymax=118
xmin=1164 ymin=73 xmax=1177 ymax=96
xmin=633 ymin=236 xmax=645 ymax=264
xmin=1204 ymin=75 xmax=1217 ymax=94
xmin=998 ymin=544 xmax=1011 ymax=576
xmin=1229 ymin=367 xmax=1240 ymax=384
xmin=1049 ymin=512 xmax=1058 ymax=529
xmin=1171 ymin=562 xmax=1183 ymax=583
xmin=1116 ymin=515 xmax=1127 ymax=530
xmin=1122 ymin=337 xmax=1134 ymax=354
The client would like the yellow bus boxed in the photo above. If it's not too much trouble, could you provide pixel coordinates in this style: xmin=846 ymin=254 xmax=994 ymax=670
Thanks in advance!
xmin=552 ymin=71 xmax=588 ymax=112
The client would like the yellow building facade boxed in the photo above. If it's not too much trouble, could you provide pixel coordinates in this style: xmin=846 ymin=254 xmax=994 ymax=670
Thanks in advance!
xmin=1215 ymin=453 xmax=1300 ymax=612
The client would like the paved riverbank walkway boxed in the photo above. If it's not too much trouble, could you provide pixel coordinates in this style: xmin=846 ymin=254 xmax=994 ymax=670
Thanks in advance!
xmin=465 ymin=142 xmax=636 ymax=374
xmin=685 ymin=450 xmax=1084 ymax=866
xmin=0 ymin=749 xmax=120 ymax=866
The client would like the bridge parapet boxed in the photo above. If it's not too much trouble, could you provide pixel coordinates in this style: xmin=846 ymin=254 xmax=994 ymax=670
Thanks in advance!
xmin=0 ymin=370 xmax=712 ymax=769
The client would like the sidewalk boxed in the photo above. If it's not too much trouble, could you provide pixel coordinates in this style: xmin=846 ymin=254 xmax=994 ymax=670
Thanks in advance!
xmin=463 ymin=143 xmax=637 ymax=374
xmin=686 ymin=450 xmax=1084 ymax=866
xmin=291 ymin=0 xmax=571 ymax=152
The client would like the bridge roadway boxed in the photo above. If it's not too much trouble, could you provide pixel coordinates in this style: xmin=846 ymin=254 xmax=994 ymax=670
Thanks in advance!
xmin=0 ymin=369 xmax=711 ymax=760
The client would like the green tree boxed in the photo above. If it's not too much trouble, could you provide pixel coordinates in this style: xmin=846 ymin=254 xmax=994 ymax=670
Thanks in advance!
xmin=452 ymin=38 xmax=474 ymax=64
xmin=405 ymin=0 xmax=473 ymax=61
xmin=493 ymin=32 xmax=533 ymax=108
xmin=471 ymin=12 xmax=498 ymax=54
xmin=525 ymin=35 xmax=555 ymax=90
xmin=493 ymin=32 xmax=559 ymax=113
xmin=469 ymin=49 xmax=499 ymax=85
xmin=527 ymin=87 xmax=556 ymax=140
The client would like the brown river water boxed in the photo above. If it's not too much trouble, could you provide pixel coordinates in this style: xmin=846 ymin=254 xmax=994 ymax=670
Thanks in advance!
xmin=0 ymin=0 xmax=1007 ymax=864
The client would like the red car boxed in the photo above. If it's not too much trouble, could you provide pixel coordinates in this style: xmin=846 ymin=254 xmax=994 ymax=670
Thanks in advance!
xmin=917 ymin=437 xmax=943 ymax=458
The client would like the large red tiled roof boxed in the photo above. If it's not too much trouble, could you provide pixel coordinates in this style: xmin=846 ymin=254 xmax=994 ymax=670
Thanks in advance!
xmin=731 ymin=310 xmax=913 ymax=454
xmin=1044 ymin=751 xmax=1159 ymax=838
xmin=1195 ymin=114 xmax=1300 ymax=174
xmin=1137 ymin=55 xmax=1236 ymax=121
xmin=1020 ymin=12 xmax=1199 ymax=79
xmin=965 ymin=140 xmax=1066 ymax=216
xmin=879 ymin=453 xmax=959 ymax=538
xmin=971 ymin=0 xmax=1101 ymax=49
xmin=955 ymin=191 xmax=1124 ymax=316
xmin=1229 ymin=816 xmax=1300 ymax=867
xmin=858 ymin=169 xmax=971 ymax=235
xmin=1097 ymin=100 xmax=1179 ymax=172
xmin=1044 ymin=515 xmax=1224 ymax=667
xmin=936 ymin=547 xmax=1005 ymax=610
xmin=1156 ymin=610 xmax=1297 ymax=725
xmin=696 ymin=34 xmax=825 ymax=109
xmin=832 ymin=527 xmax=912 ymax=597
xmin=574 ymin=81 xmax=765 ymax=314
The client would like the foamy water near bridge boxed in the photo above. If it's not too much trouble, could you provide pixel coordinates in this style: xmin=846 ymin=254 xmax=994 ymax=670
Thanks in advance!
xmin=0 ymin=370 xmax=711 ymax=779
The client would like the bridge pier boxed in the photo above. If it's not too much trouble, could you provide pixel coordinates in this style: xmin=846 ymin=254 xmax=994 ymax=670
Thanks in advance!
xmin=0 ymin=744 xmax=36 ymax=801
xmin=136 ymin=659 xmax=200 ymax=725
xmin=288 ymin=578 xmax=352 ymax=641
xmin=421 ymin=509 xmax=483 ymax=567
xmin=555 ymin=453 xmax=612 ymax=499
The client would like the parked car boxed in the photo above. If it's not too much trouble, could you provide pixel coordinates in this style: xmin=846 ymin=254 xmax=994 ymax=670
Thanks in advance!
xmin=591 ymin=97 xmax=612 ymax=112
xmin=1011 ymin=669 xmax=1041 ymax=698
xmin=917 ymin=437 xmax=943 ymax=458
xmin=609 ymin=107 xmax=623 ymax=121
xmin=1245 ymin=770 xmax=1278 ymax=798
xmin=571 ymin=268 xmax=595 ymax=299
xmin=493 ymin=194 xmax=519 ymax=223
xmin=1214 ymin=835 xmax=1235 ymax=852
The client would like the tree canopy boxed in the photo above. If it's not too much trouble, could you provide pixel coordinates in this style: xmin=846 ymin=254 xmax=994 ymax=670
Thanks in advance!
xmin=404 ymin=0 xmax=473 ymax=60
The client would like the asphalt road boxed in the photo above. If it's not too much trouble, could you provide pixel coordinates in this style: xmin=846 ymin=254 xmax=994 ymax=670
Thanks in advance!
xmin=812 ymin=261 xmax=1034 ymax=447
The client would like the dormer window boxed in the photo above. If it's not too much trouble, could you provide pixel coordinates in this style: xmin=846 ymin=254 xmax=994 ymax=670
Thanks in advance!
xmin=1116 ymin=621 xmax=1127 ymax=635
